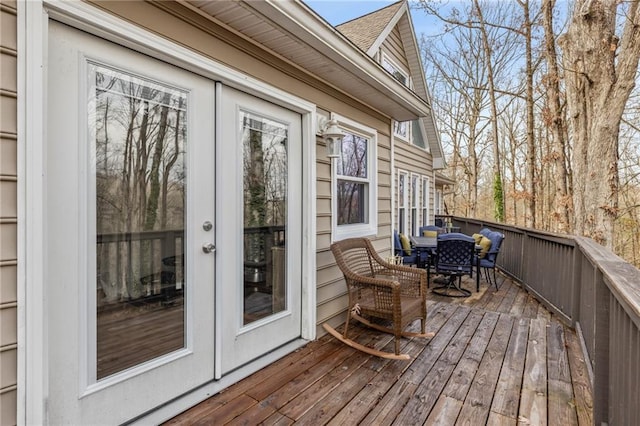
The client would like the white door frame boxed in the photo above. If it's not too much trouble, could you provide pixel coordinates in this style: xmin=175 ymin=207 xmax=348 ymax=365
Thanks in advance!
xmin=17 ymin=1 xmax=317 ymax=424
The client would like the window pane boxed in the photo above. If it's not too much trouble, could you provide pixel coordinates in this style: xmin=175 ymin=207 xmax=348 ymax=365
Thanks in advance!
xmin=337 ymin=180 xmax=367 ymax=225
xmin=411 ymin=175 xmax=418 ymax=208
xmin=394 ymin=121 xmax=409 ymax=139
xmin=337 ymin=133 xmax=367 ymax=178
xmin=93 ymin=65 xmax=186 ymax=379
xmin=241 ymin=111 xmax=288 ymax=325
xmin=382 ymin=58 xmax=408 ymax=86
xmin=398 ymin=173 xmax=406 ymax=207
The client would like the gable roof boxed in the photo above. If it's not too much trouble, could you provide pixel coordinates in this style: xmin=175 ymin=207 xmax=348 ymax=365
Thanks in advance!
xmin=334 ymin=1 xmax=445 ymax=168
xmin=336 ymin=1 xmax=404 ymax=52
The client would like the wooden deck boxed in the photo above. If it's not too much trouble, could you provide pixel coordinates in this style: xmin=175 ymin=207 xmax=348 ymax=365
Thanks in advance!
xmin=165 ymin=277 xmax=593 ymax=425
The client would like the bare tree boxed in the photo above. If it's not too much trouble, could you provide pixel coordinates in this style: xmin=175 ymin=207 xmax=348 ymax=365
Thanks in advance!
xmin=559 ymin=0 xmax=640 ymax=248
xmin=518 ymin=0 xmax=539 ymax=228
xmin=417 ymin=0 xmax=528 ymax=222
xmin=541 ymin=0 xmax=572 ymax=232
xmin=421 ymin=25 xmax=490 ymax=217
xmin=472 ymin=0 xmax=505 ymax=221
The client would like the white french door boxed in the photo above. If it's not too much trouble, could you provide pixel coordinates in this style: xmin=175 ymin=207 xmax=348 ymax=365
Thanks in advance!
xmin=46 ymin=22 xmax=216 ymax=424
xmin=217 ymin=86 xmax=302 ymax=376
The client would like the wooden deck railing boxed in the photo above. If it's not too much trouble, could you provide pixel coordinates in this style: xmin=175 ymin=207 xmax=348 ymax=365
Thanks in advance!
xmin=437 ymin=215 xmax=640 ymax=424
xmin=96 ymin=225 xmax=286 ymax=302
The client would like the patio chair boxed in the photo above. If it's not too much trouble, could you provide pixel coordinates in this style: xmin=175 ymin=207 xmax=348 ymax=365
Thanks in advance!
xmin=428 ymin=233 xmax=478 ymax=297
xmin=476 ymin=228 xmax=505 ymax=290
xmin=418 ymin=225 xmax=443 ymax=237
xmin=417 ymin=225 xmax=442 ymax=271
xmin=393 ymin=230 xmax=420 ymax=266
xmin=324 ymin=237 xmax=434 ymax=360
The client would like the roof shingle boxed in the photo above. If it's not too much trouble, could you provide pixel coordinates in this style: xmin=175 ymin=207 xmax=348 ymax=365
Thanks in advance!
xmin=335 ymin=1 xmax=403 ymax=52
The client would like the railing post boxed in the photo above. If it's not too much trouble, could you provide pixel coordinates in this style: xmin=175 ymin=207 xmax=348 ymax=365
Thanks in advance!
xmin=520 ymin=229 xmax=528 ymax=292
xmin=571 ymin=241 xmax=582 ymax=327
xmin=593 ymin=268 xmax=610 ymax=425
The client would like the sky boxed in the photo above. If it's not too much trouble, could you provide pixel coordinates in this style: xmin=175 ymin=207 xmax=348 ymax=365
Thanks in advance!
xmin=305 ymin=0 xmax=442 ymax=38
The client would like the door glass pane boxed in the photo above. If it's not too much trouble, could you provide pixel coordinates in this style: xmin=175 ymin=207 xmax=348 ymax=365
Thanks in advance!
xmin=91 ymin=64 xmax=187 ymax=379
xmin=241 ymin=111 xmax=288 ymax=325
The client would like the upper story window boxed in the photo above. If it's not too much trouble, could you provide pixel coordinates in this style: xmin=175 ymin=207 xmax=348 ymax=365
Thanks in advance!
xmin=332 ymin=116 xmax=378 ymax=241
xmin=382 ymin=54 xmax=410 ymax=88
xmin=394 ymin=120 xmax=410 ymax=141
xmin=381 ymin=55 xmax=412 ymax=141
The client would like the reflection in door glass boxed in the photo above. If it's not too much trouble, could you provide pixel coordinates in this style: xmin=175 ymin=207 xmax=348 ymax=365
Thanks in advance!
xmin=241 ymin=111 xmax=288 ymax=325
xmin=91 ymin=64 xmax=187 ymax=379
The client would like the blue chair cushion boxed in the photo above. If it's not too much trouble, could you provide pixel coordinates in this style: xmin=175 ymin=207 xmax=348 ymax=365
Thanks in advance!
xmin=482 ymin=230 xmax=504 ymax=263
xmin=394 ymin=231 xmax=419 ymax=265
xmin=479 ymin=258 xmax=496 ymax=268
xmin=479 ymin=227 xmax=492 ymax=237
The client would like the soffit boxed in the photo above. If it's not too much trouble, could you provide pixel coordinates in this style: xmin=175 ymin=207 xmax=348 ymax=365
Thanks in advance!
xmin=185 ymin=0 xmax=430 ymax=121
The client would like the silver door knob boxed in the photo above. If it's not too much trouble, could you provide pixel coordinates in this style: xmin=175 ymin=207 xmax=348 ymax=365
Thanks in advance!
xmin=202 ymin=243 xmax=216 ymax=254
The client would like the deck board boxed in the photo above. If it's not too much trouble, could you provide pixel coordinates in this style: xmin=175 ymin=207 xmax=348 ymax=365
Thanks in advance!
xmin=165 ymin=277 xmax=593 ymax=425
xmin=455 ymin=314 xmax=514 ymax=424
xmin=490 ymin=317 xmax=529 ymax=420
xmin=519 ymin=317 xmax=549 ymax=425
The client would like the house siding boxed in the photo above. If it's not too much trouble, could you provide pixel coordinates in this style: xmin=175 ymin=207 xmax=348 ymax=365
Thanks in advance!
xmin=316 ymin=129 xmax=393 ymax=333
xmin=380 ymin=25 xmax=410 ymax=75
xmin=0 ymin=0 xmax=18 ymax=424
xmin=378 ymin=22 xmax=438 ymax=230
xmin=394 ymin=134 xmax=436 ymax=228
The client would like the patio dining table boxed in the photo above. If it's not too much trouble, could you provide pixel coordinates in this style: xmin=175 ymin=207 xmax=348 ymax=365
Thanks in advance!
xmin=409 ymin=235 xmax=437 ymax=269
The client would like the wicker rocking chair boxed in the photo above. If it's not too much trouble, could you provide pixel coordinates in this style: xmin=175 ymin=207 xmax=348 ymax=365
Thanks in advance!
xmin=323 ymin=238 xmax=434 ymax=360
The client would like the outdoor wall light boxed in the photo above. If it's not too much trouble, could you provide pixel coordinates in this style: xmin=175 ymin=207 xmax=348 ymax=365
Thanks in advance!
xmin=321 ymin=118 xmax=344 ymax=158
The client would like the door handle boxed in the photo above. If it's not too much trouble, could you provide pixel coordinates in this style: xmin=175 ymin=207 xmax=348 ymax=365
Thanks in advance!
xmin=202 ymin=243 xmax=216 ymax=254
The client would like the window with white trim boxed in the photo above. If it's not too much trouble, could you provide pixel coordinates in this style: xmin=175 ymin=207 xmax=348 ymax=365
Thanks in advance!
xmin=435 ymin=188 xmax=443 ymax=215
xmin=421 ymin=176 xmax=430 ymax=227
xmin=332 ymin=116 xmax=377 ymax=240
xmin=382 ymin=54 xmax=410 ymax=87
xmin=397 ymin=170 xmax=408 ymax=235
xmin=393 ymin=120 xmax=410 ymax=141
xmin=410 ymin=174 xmax=419 ymax=236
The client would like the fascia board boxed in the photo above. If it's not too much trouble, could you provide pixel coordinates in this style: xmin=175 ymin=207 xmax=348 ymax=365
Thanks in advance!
xmin=398 ymin=12 xmax=430 ymax=102
xmin=249 ymin=0 xmax=431 ymax=119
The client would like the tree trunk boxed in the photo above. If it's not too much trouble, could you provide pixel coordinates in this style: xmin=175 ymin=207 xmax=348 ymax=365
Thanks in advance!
xmin=522 ymin=0 xmax=536 ymax=228
xmin=473 ymin=0 xmax=504 ymax=222
xmin=559 ymin=0 xmax=640 ymax=248
xmin=144 ymin=92 xmax=172 ymax=231
xmin=542 ymin=0 xmax=572 ymax=233
xmin=161 ymin=97 xmax=184 ymax=229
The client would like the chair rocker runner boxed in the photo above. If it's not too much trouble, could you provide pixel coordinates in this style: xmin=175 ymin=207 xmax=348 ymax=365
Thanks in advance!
xmin=324 ymin=238 xmax=434 ymax=360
